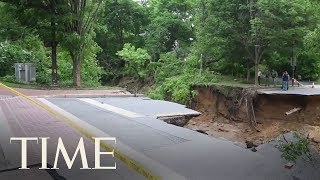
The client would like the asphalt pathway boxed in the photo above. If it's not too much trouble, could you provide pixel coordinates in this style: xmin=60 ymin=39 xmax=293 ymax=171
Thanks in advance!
xmin=44 ymin=97 xmax=320 ymax=180
xmin=258 ymin=87 xmax=320 ymax=95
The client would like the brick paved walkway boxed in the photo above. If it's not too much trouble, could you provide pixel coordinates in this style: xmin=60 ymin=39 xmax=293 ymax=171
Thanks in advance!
xmin=0 ymin=87 xmax=16 ymax=97
xmin=0 ymin=86 xmax=143 ymax=180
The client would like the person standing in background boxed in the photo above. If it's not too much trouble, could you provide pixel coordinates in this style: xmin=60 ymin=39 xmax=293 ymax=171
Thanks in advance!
xmin=282 ymin=71 xmax=290 ymax=91
xmin=265 ymin=70 xmax=271 ymax=87
xmin=258 ymin=70 xmax=262 ymax=86
xmin=297 ymin=74 xmax=302 ymax=87
xmin=271 ymin=70 xmax=278 ymax=87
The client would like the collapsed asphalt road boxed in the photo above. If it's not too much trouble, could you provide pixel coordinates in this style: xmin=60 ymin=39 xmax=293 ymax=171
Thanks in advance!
xmin=0 ymin=83 xmax=319 ymax=180
xmin=42 ymin=97 xmax=320 ymax=180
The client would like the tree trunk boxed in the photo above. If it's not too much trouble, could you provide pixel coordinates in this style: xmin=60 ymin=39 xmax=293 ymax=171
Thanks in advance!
xmin=67 ymin=0 xmax=102 ymax=87
xmin=51 ymin=43 xmax=58 ymax=85
xmin=254 ymin=62 xmax=258 ymax=86
xmin=72 ymin=53 xmax=81 ymax=87
xmin=254 ymin=45 xmax=259 ymax=86
xmin=51 ymin=11 xmax=58 ymax=86
xmin=246 ymin=62 xmax=250 ymax=83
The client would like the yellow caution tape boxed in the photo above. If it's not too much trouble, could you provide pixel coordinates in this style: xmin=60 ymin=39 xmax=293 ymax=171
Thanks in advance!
xmin=0 ymin=82 xmax=159 ymax=180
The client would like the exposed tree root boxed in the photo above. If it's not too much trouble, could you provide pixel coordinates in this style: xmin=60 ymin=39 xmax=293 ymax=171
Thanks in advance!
xmin=229 ymin=88 xmax=258 ymax=129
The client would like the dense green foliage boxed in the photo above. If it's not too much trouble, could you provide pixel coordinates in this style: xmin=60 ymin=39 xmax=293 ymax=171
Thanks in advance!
xmin=0 ymin=0 xmax=320 ymax=102
xmin=148 ymin=53 xmax=219 ymax=104
xmin=0 ymin=36 xmax=51 ymax=84
xmin=117 ymin=43 xmax=151 ymax=80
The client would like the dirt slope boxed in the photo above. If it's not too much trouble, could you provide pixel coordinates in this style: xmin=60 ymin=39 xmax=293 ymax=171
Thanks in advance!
xmin=185 ymin=85 xmax=320 ymax=148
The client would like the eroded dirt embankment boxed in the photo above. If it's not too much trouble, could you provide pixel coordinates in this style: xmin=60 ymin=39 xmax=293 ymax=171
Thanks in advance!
xmin=255 ymin=95 xmax=320 ymax=125
xmin=185 ymin=85 xmax=320 ymax=148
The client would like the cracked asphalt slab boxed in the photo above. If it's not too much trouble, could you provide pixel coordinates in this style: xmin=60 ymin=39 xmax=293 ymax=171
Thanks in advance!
xmin=45 ymin=97 xmax=320 ymax=180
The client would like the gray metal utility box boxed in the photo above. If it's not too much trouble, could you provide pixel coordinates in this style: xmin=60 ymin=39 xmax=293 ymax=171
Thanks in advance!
xmin=15 ymin=63 xmax=36 ymax=83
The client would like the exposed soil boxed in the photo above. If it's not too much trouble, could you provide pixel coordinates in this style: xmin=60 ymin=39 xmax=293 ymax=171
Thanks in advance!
xmin=117 ymin=77 xmax=154 ymax=94
xmin=185 ymin=85 xmax=320 ymax=149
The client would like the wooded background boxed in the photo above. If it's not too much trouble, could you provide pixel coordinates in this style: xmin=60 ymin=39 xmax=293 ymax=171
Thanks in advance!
xmin=0 ymin=0 xmax=319 ymax=103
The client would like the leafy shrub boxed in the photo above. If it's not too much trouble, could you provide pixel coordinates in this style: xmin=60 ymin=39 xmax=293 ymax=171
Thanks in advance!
xmin=151 ymin=52 xmax=184 ymax=82
xmin=149 ymin=66 xmax=219 ymax=105
xmin=1 ymin=75 xmax=15 ymax=83
xmin=149 ymin=75 xmax=195 ymax=105
xmin=0 ymin=35 xmax=51 ymax=84
xmin=296 ymin=53 xmax=320 ymax=81
xmin=57 ymin=50 xmax=73 ymax=86
xmin=117 ymin=43 xmax=151 ymax=80
xmin=276 ymin=132 xmax=312 ymax=162
xmin=81 ymin=38 xmax=104 ymax=87
xmin=0 ymin=41 xmax=33 ymax=77
xmin=16 ymin=35 xmax=51 ymax=84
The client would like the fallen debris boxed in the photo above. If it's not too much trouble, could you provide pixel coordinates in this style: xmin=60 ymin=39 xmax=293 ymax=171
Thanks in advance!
xmin=284 ymin=162 xmax=295 ymax=169
xmin=160 ymin=116 xmax=190 ymax=126
xmin=251 ymin=147 xmax=257 ymax=152
xmin=285 ymin=107 xmax=302 ymax=116
xmin=196 ymin=130 xmax=208 ymax=135
xmin=218 ymin=128 xmax=229 ymax=132
xmin=245 ymin=141 xmax=258 ymax=149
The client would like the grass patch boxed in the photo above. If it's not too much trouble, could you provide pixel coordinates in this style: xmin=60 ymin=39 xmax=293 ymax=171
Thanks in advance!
xmin=198 ymin=75 xmax=254 ymax=88
xmin=0 ymin=78 xmax=124 ymax=90
xmin=0 ymin=81 xmax=43 ymax=89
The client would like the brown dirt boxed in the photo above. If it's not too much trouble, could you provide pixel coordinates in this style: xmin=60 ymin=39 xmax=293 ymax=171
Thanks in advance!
xmin=117 ymin=77 xmax=154 ymax=94
xmin=255 ymin=95 xmax=320 ymax=125
xmin=186 ymin=86 xmax=320 ymax=148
